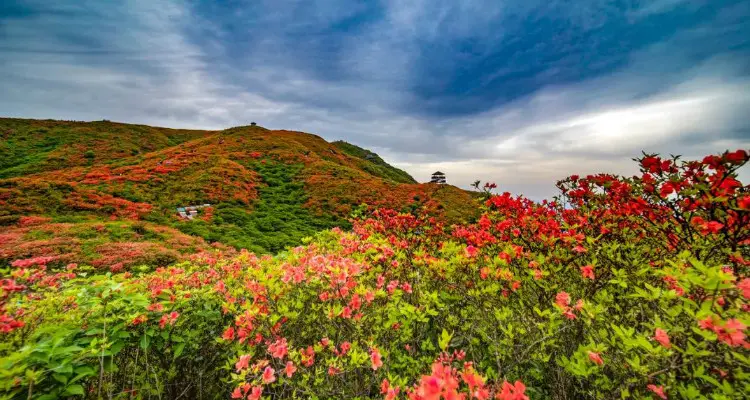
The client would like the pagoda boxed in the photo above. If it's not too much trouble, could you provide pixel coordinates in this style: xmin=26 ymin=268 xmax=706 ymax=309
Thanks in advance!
xmin=430 ymin=171 xmax=446 ymax=184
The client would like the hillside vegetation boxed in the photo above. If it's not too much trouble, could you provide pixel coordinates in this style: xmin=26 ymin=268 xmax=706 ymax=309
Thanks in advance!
xmin=0 ymin=118 xmax=477 ymax=266
xmin=1 ymin=150 xmax=748 ymax=399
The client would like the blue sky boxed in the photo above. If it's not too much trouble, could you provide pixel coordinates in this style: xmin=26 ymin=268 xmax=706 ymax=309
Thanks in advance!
xmin=1 ymin=0 xmax=749 ymax=199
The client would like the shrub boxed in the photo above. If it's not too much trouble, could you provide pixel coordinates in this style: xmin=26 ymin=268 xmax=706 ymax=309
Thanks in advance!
xmin=1 ymin=150 xmax=748 ymax=399
xmin=84 ymin=150 xmax=95 ymax=160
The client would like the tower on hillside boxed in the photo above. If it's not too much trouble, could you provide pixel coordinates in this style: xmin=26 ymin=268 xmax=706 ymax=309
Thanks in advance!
xmin=430 ymin=171 xmax=446 ymax=184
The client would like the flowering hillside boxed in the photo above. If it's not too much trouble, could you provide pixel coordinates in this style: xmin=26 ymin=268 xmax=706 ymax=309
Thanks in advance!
xmin=1 ymin=150 xmax=748 ymax=399
xmin=1 ymin=118 xmax=477 ymax=263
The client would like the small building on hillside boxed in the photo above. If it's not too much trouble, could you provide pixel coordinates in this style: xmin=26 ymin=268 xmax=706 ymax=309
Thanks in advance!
xmin=430 ymin=171 xmax=446 ymax=184
xmin=176 ymin=204 xmax=211 ymax=220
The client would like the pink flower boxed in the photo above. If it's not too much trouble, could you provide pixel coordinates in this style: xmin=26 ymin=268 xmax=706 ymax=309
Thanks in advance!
xmin=647 ymin=384 xmax=667 ymax=399
xmin=555 ymin=292 xmax=571 ymax=308
xmin=587 ymin=351 xmax=603 ymax=366
xmin=738 ymin=278 xmax=750 ymax=299
xmin=381 ymin=379 xmax=390 ymax=394
xmin=284 ymin=361 xmax=297 ymax=378
xmin=268 ymin=337 xmax=288 ymax=359
xmin=465 ymin=245 xmax=478 ymax=257
xmin=262 ymin=366 xmax=276 ymax=384
xmin=235 ymin=354 xmax=251 ymax=372
xmin=247 ymin=386 xmax=262 ymax=400
xmin=496 ymin=380 xmax=529 ymax=400
xmin=370 ymin=348 xmax=383 ymax=370
xmin=580 ymin=265 xmax=595 ymax=280
xmin=654 ymin=328 xmax=671 ymax=348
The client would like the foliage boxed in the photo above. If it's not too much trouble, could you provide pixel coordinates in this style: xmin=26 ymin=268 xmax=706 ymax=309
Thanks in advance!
xmin=1 ymin=150 xmax=748 ymax=399
xmin=174 ymin=160 xmax=348 ymax=254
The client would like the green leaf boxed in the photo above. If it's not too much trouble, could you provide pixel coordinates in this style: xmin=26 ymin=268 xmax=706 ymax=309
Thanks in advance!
xmin=173 ymin=342 xmax=186 ymax=358
xmin=140 ymin=335 xmax=150 ymax=350
xmin=439 ymin=329 xmax=453 ymax=351
xmin=52 ymin=373 xmax=68 ymax=384
xmin=62 ymin=384 xmax=85 ymax=396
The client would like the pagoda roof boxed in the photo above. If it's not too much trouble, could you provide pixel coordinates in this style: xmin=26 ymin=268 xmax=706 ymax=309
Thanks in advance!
xmin=432 ymin=171 xmax=445 ymax=175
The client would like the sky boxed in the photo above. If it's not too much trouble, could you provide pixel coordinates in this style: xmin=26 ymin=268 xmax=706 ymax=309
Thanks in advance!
xmin=1 ymin=0 xmax=749 ymax=200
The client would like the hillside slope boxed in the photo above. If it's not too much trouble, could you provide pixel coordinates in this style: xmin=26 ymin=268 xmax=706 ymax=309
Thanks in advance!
xmin=0 ymin=118 xmax=478 ymax=267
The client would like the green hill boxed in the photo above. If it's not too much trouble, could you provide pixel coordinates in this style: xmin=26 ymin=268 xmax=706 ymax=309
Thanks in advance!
xmin=0 ymin=118 xmax=478 ymax=268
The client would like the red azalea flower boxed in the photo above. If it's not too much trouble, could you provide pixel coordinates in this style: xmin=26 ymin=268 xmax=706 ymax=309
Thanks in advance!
xmin=381 ymin=379 xmax=390 ymax=394
xmin=587 ymin=351 xmax=603 ymax=366
xmin=247 ymin=386 xmax=262 ymax=400
xmin=555 ymin=292 xmax=571 ymax=308
xmin=496 ymin=380 xmax=529 ymax=400
xmin=580 ymin=265 xmax=595 ymax=280
xmin=235 ymin=354 xmax=251 ymax=372
xmin=262 ymin=366 xmax=276 ymax=384
xmin=284 ymin=361 xmax=297 ymax=378
xmin=647 ymin=384 xmax=667 ymax=399
xmin=654 ymin=328 xmax=671 ymax=348
xmin=370 ymin=348 xmax=383 ymax=370
xmin=222 ymin=326 xmax=235 ymax=341
xmin=737 ymin=278 xmax=750 ymax=299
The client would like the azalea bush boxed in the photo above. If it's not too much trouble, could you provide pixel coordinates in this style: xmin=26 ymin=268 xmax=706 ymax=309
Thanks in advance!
xmin=1 ymin=150 xmax=749 ymax=399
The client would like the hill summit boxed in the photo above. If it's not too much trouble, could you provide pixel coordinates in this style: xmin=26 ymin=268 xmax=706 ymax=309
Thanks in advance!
xmin=0 ymin=118 xmax=477 ymax=268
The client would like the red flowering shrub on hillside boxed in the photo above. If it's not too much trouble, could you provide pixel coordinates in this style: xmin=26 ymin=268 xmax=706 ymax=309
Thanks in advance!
xmin=0 ymin=150 xmax=748 ymax=399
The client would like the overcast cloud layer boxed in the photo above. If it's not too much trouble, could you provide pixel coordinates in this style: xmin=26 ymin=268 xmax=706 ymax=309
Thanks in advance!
xmin=1 ymin=0 xmax=749 ymax=200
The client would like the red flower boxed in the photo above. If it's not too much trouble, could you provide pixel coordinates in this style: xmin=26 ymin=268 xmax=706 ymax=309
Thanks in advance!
xmin=465 ymin=245 xmax=478 ymax=258
xmin=698 ymin=317 xmax=715 ymax=330
xmin=262 ymin=366 xmax=276 ymax=383
xmin=370 ymin=348 xmax=383 ymax=370
xmin=725 ymin=149 xmax=748 ymax=164
xmin=268 ymin=337 xmax=288 ymax=359
xmin=718 ymin=319 xmax=746 ymax=347
xmin=572 ymin=245 xmax=587 ymax=253
xmin=496 ymin=380 xmax=529 ymax=400
xmin=235 ymin=354 xmax=251 ymax=372
xmin=587 ymin=351 xmax=603 ymax=366
xmin=654 ymin=328 xmax=671 ymax=348
xmin=284 ymin=361 xmax=297 ymax=378
xmin=580 ymin=265 xmax=595 ymax=280
xmin=381 ymin=378 xmax=390 ymax=394
xmin=384 ymin=387 xmax=400 ymax=400
xmin=222 ymin=326 xmax=235 ymax=341
xmin=555 ymin=292 xmax=571 ymax=308
xmin=738 ymin=278 xmax=750 ymax=299
xmin=647 ymin=384 xmax=667 ymax=399
xmin=248 ymin=386 xmax=262 ymax=400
